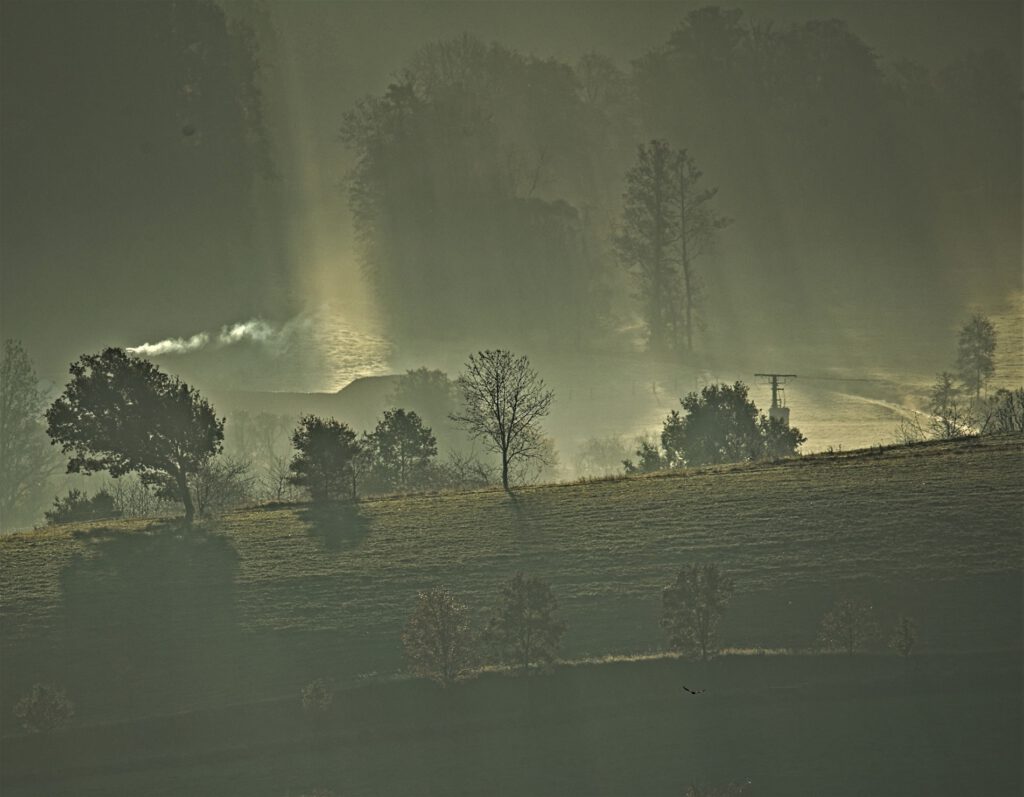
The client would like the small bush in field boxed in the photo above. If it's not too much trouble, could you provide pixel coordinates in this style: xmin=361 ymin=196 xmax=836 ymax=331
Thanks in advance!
xmin=402 ymin=586 xmax=477 ymax=686
xmin=483 ymin=572 xmax=566 ymax=673
xmin=661 ymin=563 xmax=735 ymax=660
xmin=300 ymin=678 xmax=335 ymax=716
xmin=13 ymin=683 xmax=75 ymax=733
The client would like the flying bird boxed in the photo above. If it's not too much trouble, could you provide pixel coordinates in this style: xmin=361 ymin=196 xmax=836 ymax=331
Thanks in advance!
xmin=682 ymin=685 xmax=706 ymax=695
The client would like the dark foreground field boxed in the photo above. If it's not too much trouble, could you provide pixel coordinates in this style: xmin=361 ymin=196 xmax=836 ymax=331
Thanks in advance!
xmin=1 ymin=435 xmax=1021 ymax=795
xmin=2 ymin=653 xmax=1020 ymax=796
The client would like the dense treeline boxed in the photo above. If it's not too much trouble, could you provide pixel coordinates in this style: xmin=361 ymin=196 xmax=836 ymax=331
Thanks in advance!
xmin=341 ymin=36 xmax=624 ymax=350
xmin=342 ymin=7 xmax=1020 ymax=358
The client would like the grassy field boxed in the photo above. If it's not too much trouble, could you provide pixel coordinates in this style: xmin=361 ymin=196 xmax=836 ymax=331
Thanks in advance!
xmin=1 ymin=652 xmax=1020 ymax=796
xmin=0 ymin=435 xmax=1021 ymax=794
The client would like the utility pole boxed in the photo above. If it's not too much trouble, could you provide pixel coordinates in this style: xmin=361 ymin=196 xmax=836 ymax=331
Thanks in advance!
xmin=754 ymin=373 xmax=797 ymax=424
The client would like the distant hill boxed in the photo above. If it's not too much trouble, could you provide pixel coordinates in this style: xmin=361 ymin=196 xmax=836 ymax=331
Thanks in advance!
xmin=207 ymin=374 xmax=403 ymax=430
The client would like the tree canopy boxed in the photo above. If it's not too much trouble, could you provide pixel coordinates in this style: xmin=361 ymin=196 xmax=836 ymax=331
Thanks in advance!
xmin=287 ymin=415 xmax=361 ymax=502
xmin=45 ymin=348 xmax=223 ymax=523
xmin=661 ymin=563 xmax=734 ymax=660
xmin=660 ymin=381 xmax=805 ymax=467
xmin=363 ymin=408 xmax=438 ymax=493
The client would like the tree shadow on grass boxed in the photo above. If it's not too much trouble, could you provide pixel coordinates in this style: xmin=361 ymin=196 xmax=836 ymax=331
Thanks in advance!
xmin=57 ymin=521 xmax=242 ymax=719
xmin=298 ymin=501 xmax=371 ymax=552
xmin=504 ymin=490 xmax=541 ymax=538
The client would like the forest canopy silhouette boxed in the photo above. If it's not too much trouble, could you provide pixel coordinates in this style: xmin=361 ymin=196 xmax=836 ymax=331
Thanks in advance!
xmin=340 ymin=9 xmax=1019 ymax=358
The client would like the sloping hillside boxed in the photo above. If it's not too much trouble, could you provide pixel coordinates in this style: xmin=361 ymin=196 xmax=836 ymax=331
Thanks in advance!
xmin=1 ymin=436 xmax=1021 ymax=725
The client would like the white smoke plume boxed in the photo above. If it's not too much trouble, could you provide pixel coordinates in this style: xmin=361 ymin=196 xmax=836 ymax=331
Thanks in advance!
xmin=127 ymin=332 xmax=210 ymax=357
xmin=128 ymin=319 xmax=276 ymax=356
xmin=218 ymin=319 xmax=274 ymax=345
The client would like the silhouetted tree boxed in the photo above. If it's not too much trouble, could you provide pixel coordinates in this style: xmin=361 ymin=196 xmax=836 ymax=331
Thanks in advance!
xmin=45 ymin=348 xmax=224 ymax=524
xmin=661 ymin=382 xmax=804 ymax=467
xmin=483 ymin=572 xmax=566 ymax=673
xmin=661 ymin=563 xmax=734 ymax=660
xmin=450 ymin=350 xmax=554 ymax=490
xmin=0 ymin=340 xmax=58 ymax=528
xmin=616 ymin=140 xmax=679 ymax=352
xmin=957 ymin=314 xmax=997 ymax=402
xmin=759 ymin=415 xmax=808 ymax=460
xmin=402 ymin=586 xmax=477 ymax=687
xmin=616 ymin=140 xmax=727 ymax=353
xmin=817 ymin=598 xmax=877 ymax=655
xmin=287 ymin=416 xmax=361 ymax=502
xmin=364 ymin=408 xmax=437 ymax=492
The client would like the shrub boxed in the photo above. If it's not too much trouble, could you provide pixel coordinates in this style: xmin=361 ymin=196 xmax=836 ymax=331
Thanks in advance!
xmin=13 ymin=683 xmax=75 ymax=733
xmin=483 ymin=572 xmax=566 ymax=673
xmin=44 ymin=488 xmax=121 ymax=525
xmin=402 ymin=586 xmax=477 ymax=686
xmin=979 ymin=387 xmax=1024 ymax=434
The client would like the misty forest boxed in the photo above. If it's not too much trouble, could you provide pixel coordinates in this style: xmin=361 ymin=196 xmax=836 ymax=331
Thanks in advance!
xmin=0 ymin=2 xmax=1021 ymax=796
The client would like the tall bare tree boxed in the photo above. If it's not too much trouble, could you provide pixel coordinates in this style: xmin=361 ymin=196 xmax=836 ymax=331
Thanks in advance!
xmin=616 ymin=141 xmax=728 ymax=353
xmin=675 ymin=150 xmax=730 ymax=353
xmin=616 ymin=140 xmax=679 ymax=352
xmin=450 ymin=350 xmax=554 ymax=490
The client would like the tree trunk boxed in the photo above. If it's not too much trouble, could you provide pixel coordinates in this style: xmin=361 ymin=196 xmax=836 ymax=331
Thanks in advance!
xmin=501 ymin=451 xmax=510 ymax=491
xmin=679 ymin=161 xmax=693 ymax=354
xmin=177 ymin=469 xmax=194 ymax=524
